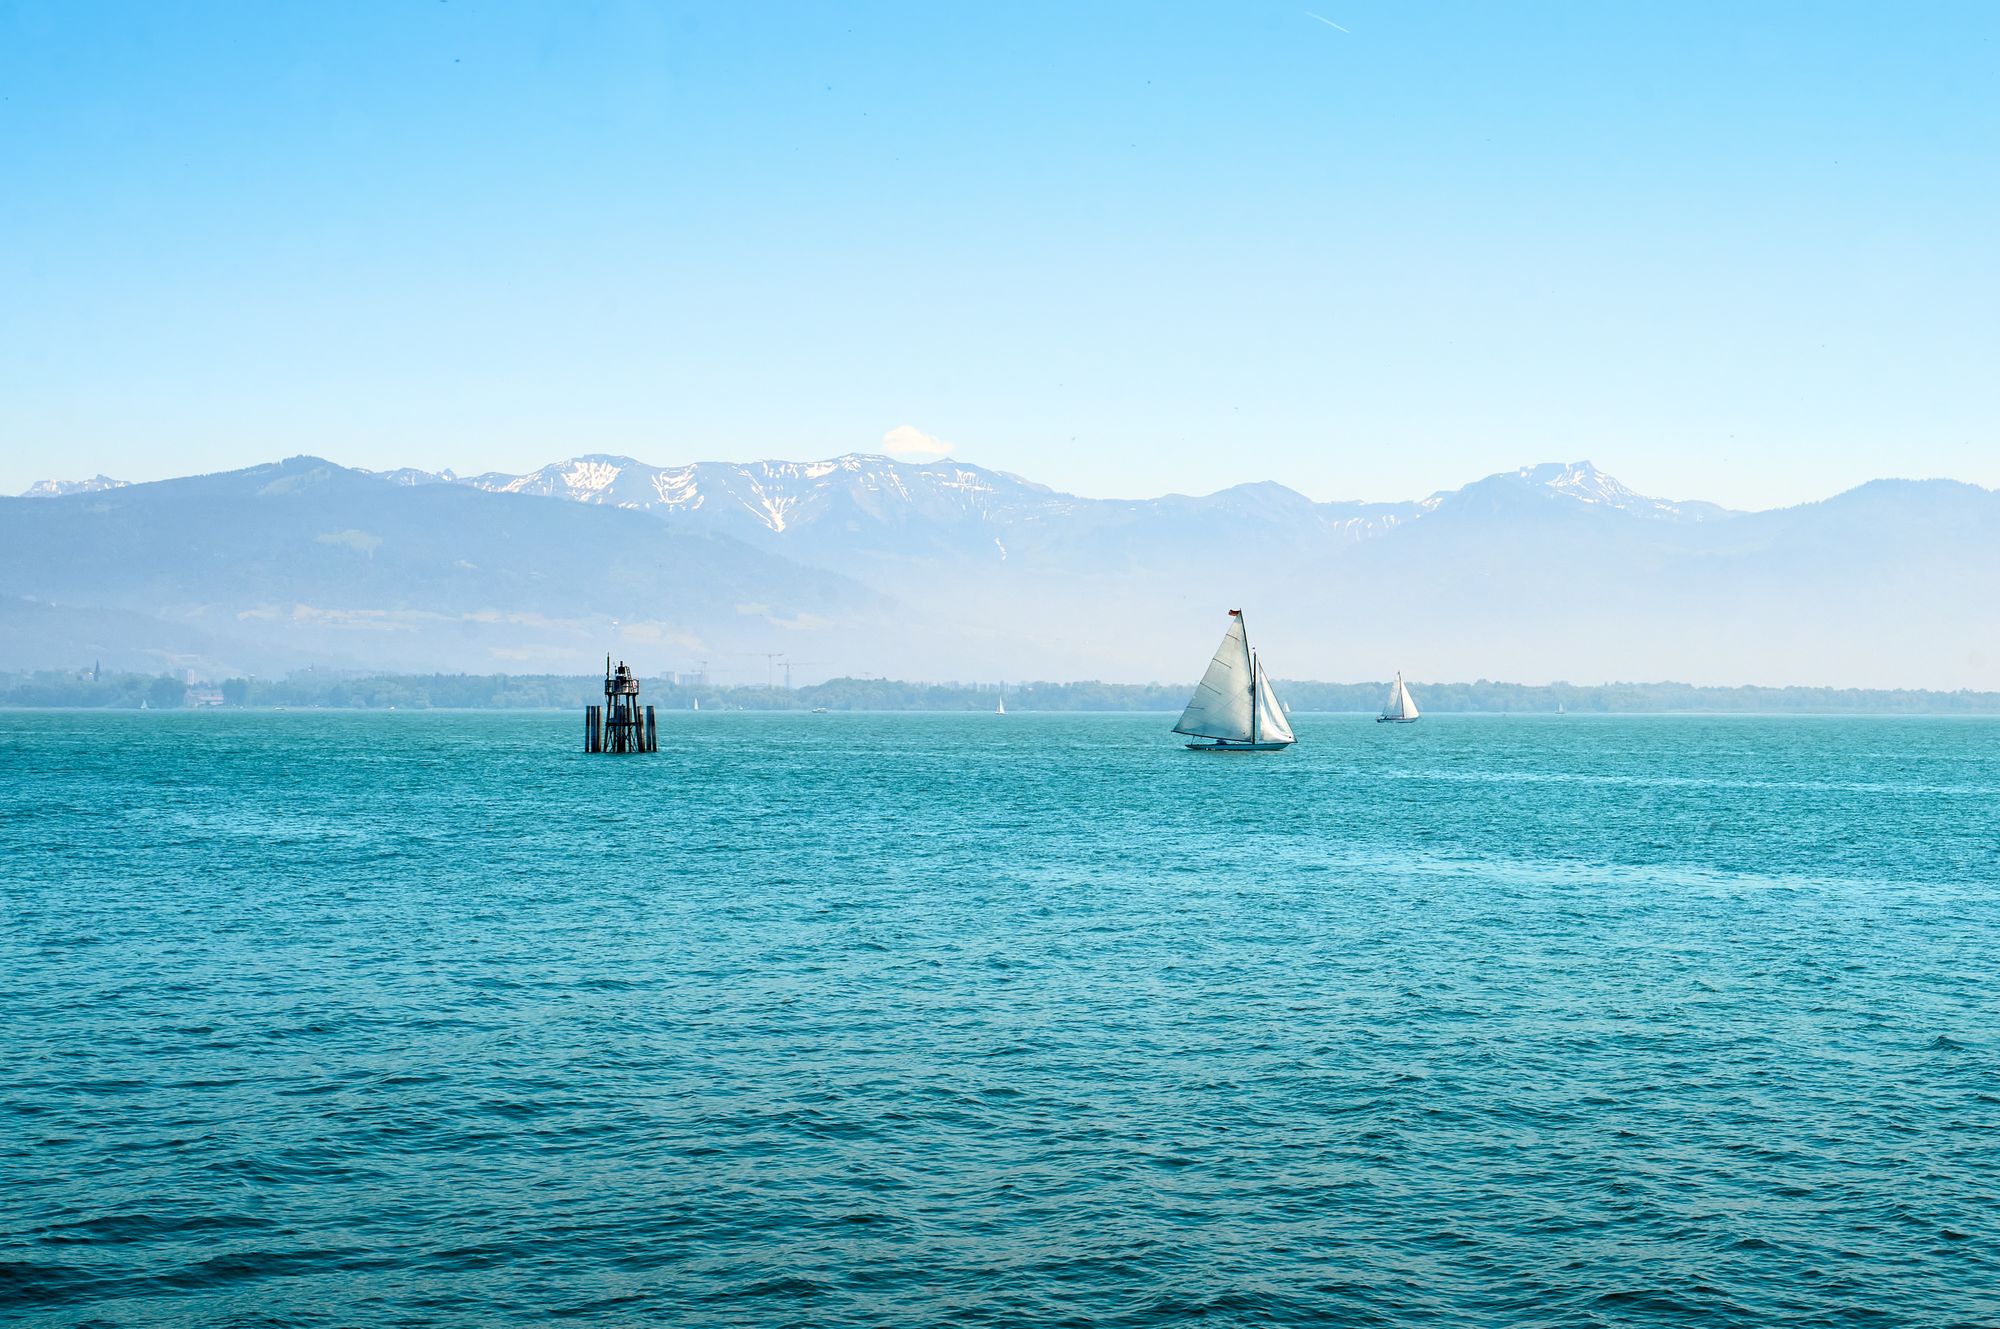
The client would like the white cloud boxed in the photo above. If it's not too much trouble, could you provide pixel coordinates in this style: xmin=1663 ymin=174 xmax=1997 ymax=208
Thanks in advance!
xmin=882 ymin=424 xmax=952 ymax=462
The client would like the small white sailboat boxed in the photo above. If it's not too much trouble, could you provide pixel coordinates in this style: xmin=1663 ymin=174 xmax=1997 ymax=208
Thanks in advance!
xmin=1378 ymin=672 xmax=1420 ymax=724
xmin=1174 ymin=610 xmax=1295 ymax=752
xmin=995 ymin=689 xmax=1006 ymax=716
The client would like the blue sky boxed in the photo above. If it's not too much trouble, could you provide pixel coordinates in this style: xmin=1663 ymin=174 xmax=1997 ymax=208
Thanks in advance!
xmin=2 ymin=0 xmax=1994 ymax=508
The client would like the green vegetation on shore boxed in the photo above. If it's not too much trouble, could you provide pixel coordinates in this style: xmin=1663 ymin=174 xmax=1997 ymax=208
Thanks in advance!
xmin=4 ymin=670 xmax=1999 ymax=714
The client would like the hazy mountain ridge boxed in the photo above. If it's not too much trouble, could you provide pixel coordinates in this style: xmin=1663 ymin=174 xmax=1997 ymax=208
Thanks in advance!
xmin=6 ymin=455 xmax=1995 ymax=688
xmin=370 ymin=453 xmax=1709 ymax=557
xmin=30 ymin=454 xmax=1728 ymax=554
xmin=0 ymin=457 xmax=895 ymax=677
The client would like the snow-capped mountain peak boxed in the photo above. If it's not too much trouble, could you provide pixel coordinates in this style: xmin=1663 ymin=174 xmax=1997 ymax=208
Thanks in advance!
xmin=436 ymin=451 xmax=1029 ymax=538
xmin=19 ymin=474 xmax=129 ymax=498
xmin=1440 ymin=460 xmax=1736 ymax=522
xmin=365 ymin=466 xmax=459 ymax=486
xmin=366 ymin=450 xmax=1743 ymax=559
xmin=1518 ymin=460 xmax=1634 ymax=503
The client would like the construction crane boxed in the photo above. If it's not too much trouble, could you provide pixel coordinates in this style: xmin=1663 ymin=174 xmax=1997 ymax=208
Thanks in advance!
xmin=745 ymin=651 xmax=783 ymax=689
xmin=780 ymin=659 xmax=821 ymax=690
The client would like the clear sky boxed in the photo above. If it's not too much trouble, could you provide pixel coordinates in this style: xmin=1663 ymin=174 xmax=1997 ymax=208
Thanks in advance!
xmin=2 ymin=0 xmax=1995 ymax=509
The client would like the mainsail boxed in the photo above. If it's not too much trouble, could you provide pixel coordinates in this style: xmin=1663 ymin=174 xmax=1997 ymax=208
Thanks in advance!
xmin=1383 ymin=672 xmax=1419 ymax=720
xmin=1253 ymin=660 xmax=1295 ymax=743
xmin=1174 ymin=614 xmax=1256 ymax=741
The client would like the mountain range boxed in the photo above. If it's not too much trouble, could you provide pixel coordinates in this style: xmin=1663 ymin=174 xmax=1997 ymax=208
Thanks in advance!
xmin=8 ymin=455 xmax=1996 ymax=688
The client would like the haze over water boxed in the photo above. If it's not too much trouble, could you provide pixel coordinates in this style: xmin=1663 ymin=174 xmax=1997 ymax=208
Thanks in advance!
xmin=4 ymin=711 xmax=1997 ymax=1326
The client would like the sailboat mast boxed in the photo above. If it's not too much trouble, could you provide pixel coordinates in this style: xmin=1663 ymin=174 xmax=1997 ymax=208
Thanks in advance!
xmin=1242 ymin=614 xmax=1258 ymax=744
xmin=1251 ymin=656 xmax=1260 ymax=744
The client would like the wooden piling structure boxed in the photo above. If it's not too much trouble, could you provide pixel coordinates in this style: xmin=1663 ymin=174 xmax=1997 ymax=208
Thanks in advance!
xmin=585 ymin=658 xmax=657 ymax=754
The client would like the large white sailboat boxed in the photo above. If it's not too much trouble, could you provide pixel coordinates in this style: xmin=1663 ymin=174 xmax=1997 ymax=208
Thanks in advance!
xmin=1174 ymin=610 xmax=1296 ymax=752
xmin=1378 ymin=672 xmax=1420 ymax=724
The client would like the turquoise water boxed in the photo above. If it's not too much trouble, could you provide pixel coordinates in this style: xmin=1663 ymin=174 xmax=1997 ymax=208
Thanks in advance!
xmin=3 ymin=711 xmax=1997 ymax=1326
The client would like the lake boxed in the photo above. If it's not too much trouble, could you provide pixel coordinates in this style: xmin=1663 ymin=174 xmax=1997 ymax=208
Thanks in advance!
xmin=3 ymin=711 xmax=1996 ymax=1326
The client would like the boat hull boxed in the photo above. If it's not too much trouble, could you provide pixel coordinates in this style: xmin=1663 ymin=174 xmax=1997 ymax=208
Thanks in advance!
xmin=1184 ymin=740 xmax=1293 ymax=752
xmin=1376 ymin=716 xmax=1419 ymax=724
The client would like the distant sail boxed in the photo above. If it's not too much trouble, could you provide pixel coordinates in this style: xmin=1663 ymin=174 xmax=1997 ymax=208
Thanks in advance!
xmin=1253 ymin=660 xmax=1295 ymax=743
xmin=1174 ymin=614 xmax=1256 ymax=741
xmin=1380 ymin=671 xmax=1419 ymax=722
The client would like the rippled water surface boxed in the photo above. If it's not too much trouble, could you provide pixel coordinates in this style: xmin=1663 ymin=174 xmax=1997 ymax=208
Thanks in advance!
xmin=3 ymin=711 xmax=1998 ymax=1326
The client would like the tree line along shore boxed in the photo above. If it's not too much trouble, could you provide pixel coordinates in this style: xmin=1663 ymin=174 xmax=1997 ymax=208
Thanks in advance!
xmin=3 ymin=671 xmax=1997 ymax=715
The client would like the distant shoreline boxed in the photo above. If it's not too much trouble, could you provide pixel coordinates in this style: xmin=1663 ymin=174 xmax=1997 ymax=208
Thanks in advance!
xmin=3 ymin=671 xmax=1997 ymax=715
xmin=10 ymin=708 xmax=2000 ymax=720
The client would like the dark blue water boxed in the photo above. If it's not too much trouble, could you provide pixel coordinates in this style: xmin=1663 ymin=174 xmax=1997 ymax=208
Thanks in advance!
xmin=3 ymin=711 xmax=1997 ymax=1326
